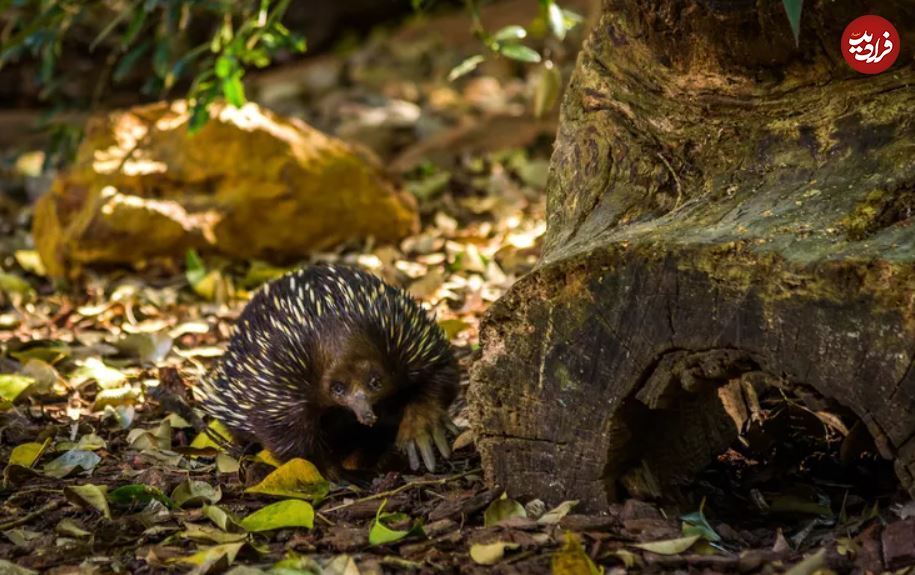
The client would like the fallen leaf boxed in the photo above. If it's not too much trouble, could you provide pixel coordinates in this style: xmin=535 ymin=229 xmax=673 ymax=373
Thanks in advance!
xmin=190 ymin=420 xmax=234 ymax=451
xmin=13 ymin=250 xmax=46 ymax=276
xmin=181 ymin=523 xmax=248 ymax=544
xmin=245 ymin=458 xmax=329 ymax=501
xmin=470 ymin=541 xmax=520 ymax=565
xmin=72 ymin=357 xmax=127 ymax=389
xmin=179 ymin=541 xmax=244 ymax=571
xmin=632 ymin=534 xmax=701 ymax=555
xmin=64 ymin=483 xmax=111 ymax=519
xmin=323 ymin=554 xmax=360 ymax=575
xmin=552 ymin=532 xmax=601 ymax=575
xmin=369 ymin=499 xmax=424 ymax=546
xmin=204 ymin=505 xmax=245 ymax=533
xmin=0 ymin=559 xmax=37 ymax=575
xmin=0 ymin=272 xmax=33 ymax=297
xmin=483 ymin=493 xmax=527 ymax=526
xmin=55 ymin=518 xmax=92 ymax=538
xmin=0 ymin=375 xmax=35 ymax=402
xmin=109 ymin=484 xmax=173 ymax=509
xmin=784 ymin=548 xmax=827 ymax=575
xmin=172 ymin=479 xmax=222 ymax=507
xmin=43 ymin=449 xmax=101 ymax=478
xmin=8 ymin=438 xmax=51 ymax=468
xmin=681 ymin=500 xmax=721 ymax=542
xmin=241 ymin=499 xmax=315 ymax=532
xmin=216 ymin=453 xmax=240 ymax=474
xmin=538 ymin=500 xmax=578 ymax=525
xmin=254 ymin=450 xmax=282 ymax=467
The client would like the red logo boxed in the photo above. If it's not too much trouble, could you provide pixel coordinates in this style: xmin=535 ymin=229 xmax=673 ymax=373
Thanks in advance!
xmin=842 ymin=15 xmax=900 ymax=74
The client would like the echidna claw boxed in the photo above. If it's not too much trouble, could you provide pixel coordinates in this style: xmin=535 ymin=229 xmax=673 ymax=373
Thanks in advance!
xmin=405 ymin=442 xmax=420 ymax=471
xmin=433 ymin=424 xmax=450 ymax=458
xmin=416 ymin=435 xmax=436 ymax=472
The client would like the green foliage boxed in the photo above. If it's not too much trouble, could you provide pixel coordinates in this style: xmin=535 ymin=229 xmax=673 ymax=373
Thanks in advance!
xmin=781 ymin=0 xmax=803 ymax=46
xmin=449 ymin=0 xmax=581 ymax=81
xmin=0 ymin=0 xmax=305 ymax=134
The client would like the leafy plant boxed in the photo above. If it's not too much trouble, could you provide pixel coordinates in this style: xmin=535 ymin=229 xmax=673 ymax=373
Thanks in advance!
xmin=449 ymin=0 xmax=583 ymax=81
xmin=0 ymin=0 xmax=305 ymax=133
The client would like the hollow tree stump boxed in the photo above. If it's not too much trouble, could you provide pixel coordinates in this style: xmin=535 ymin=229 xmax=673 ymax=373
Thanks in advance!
xmin=469 ymin=0 xmax=915 ymax=511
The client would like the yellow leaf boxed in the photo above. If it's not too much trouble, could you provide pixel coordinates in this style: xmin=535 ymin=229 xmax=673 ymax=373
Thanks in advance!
xmin=64 ymin=484 xmax=111 ymax=519
xmin=470 ymin=541 xmax=520 ymax=565
xmin=8 ymin=438 xmax=51 ymax=468
xmin=0 ymin=374 xmax=35 ymax=402
xmin=245 ymin=458 xmax=330 ymax=501
xmin=14 ymin=250 xmax=46 ymax=276
xmin=552 ymin=532 xmax=602 ymax=575
xmin=190 ymin=420 xmax=234 ymax=450
xmin=255 ymin=449 xmax=283 ymax=467
xmin=632 ymin=534 xmax=701 ymax=555
xmin=179 ymin=541 xmax=244 ymax=567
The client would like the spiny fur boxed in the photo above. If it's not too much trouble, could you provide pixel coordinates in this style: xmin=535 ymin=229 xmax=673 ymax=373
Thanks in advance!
xmin=195 ymin=263 xmax=458 ymax=467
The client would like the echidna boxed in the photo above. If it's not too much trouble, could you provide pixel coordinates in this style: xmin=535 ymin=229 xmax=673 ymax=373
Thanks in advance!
xmin=195 ymin=264 xmax=459 ymax=476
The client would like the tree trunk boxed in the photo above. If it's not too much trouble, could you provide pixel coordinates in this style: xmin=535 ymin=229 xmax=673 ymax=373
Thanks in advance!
xmin=469 ymin=0 xmax=915 ymax=511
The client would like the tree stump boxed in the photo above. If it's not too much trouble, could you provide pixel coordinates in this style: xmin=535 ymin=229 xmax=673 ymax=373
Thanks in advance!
xmin=469 ymin=0 xmax=915 ymax=511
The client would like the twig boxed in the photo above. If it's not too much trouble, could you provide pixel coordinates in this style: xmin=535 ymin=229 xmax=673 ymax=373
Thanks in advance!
xmin=0 ymin=499 xmax=63 ymax=530
xmin=656 ymin=152 xmax=683 ymax=208
xmin=319 ymin=468 xmax=481 ymax=514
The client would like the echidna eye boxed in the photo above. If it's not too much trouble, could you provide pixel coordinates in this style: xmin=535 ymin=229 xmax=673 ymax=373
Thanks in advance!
xmin=368 ymin=376 xmax=382 ymax=391
xmin=331 ymin=382 xmax=346 ymax=396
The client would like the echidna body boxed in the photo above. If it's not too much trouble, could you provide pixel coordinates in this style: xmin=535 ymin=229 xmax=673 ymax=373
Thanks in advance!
xmin=196 ymin=264 xmax=459 ymax=476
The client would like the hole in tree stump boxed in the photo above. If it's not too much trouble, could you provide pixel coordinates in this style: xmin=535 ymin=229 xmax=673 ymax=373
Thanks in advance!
xmin=604 ymin=349 xmax=901 ymax=526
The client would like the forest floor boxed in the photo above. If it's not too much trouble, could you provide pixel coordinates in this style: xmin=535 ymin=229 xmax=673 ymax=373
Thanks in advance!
xmin=1 ymin=3 xmax=914 ymax=574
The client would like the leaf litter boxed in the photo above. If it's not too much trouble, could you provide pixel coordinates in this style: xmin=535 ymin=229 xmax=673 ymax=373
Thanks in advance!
xmin=0 ymin=2 xmax=913 ymax=574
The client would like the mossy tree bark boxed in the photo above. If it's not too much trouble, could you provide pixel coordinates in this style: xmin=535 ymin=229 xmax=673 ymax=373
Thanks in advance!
xmin=470 ymin=0 xmax=915 ymax=511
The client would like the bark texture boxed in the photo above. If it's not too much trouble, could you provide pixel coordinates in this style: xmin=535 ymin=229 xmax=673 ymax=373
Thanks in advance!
xmin=470 ymin=0 xmax=915 ymax=511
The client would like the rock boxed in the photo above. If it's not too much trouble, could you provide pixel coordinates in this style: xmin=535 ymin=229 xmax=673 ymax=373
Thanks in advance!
xmin=32 ymin=101 xmax=418 ymax=278
xmin=883 ymin=519 xmax=915 ymax=569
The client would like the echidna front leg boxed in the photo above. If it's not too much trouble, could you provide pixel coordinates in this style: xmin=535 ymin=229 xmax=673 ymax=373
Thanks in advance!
xmin=396 ymin=399 xmax=452 ymax=472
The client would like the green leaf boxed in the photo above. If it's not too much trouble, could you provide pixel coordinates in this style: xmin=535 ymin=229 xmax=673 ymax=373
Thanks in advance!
xmin=483 ymin=493 xmax=527 ymax=526
xmin=498 ymin=43 xmax=541 ymax=63
xmin=448 ymin=54 xmax=485 ymax=82
xmin=492 ymin=25 xmax=527 ymax=43
xmin=185 ymin=249 xmax=207 ymax=285
xmin=545 ymin=1 xmax=566 ymax=40
xmin=241 ymin=499 xmax=315 ymax=532
xmin=113 ymin=40 xmax=151 ymax=82
xmin=782 ymin=0 xmax=803 ymax=46
xmin=215 ymin=54 xmax=235 ymax=78
xmin=681 ymin=502 xmax=721 ymax=542
xmin=0 ymin=272 xmax=33 ymax=297
xmin=0 ymin=374 xmax=35 ymax=402
xmin=64 ymin=483 xmax=111 ymax=519
xmin=109 ymin=484 xmax=173 ymax=509
xmin=42 ymin=449 xmax=101 ymax=478
xmin=188 ymin=101 xmax=212 ymax=134
xmin=122 ymin=8 xmax=148 ymax=46
xmin=222 ymin=74 xmax=246 ymax=107
xmin=368 ymin=500 xmax=424 ymax=546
